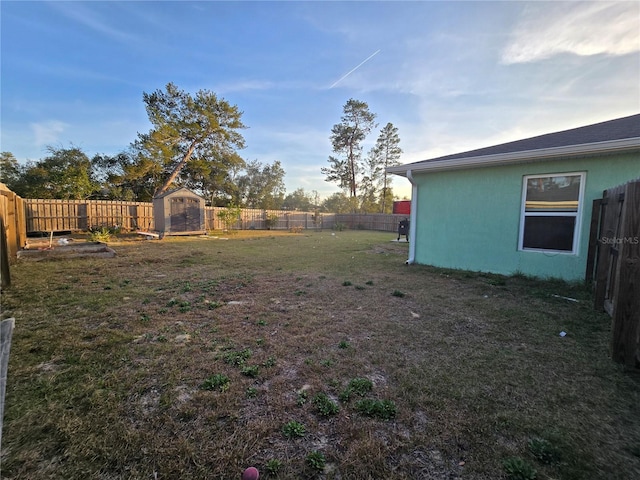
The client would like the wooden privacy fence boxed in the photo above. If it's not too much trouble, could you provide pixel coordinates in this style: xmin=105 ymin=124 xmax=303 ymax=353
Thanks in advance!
xmin=25 ymin=199 xmax=155 ymax=233
xmin=334 ymin=213 xmax=408 ymax=232
xmin=587 ymin=178 xmax=640 ymax=368
xmin=203 ymin=207 xmax=331 ymax=232
xmin=24 ymin=199 xmax=411 ymax=235
xmin=1 ymin=184 xmax=27 ymax=287
xmin=203 ymin=210 xmax=406 ymax=233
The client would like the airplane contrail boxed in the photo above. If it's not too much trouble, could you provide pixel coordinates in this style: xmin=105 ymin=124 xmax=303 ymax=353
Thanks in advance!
xmin=330 ymin=49 xmax=381 ymax=88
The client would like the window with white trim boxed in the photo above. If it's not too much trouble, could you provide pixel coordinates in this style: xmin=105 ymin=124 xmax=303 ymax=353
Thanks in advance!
xmin=518 ymin=172 xmax=585 ymax=254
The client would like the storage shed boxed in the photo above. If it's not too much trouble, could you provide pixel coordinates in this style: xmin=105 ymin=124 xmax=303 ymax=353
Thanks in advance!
xmin=153 ymin=187 xmax=206 ymax=236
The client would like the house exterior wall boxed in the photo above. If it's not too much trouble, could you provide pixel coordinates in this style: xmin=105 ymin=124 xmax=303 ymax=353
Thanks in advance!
xmin=412 ymin=152 xmax=639 ymax=280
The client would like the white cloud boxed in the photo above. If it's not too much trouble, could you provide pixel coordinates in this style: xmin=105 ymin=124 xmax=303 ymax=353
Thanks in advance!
xmin=31 ymin=121 xmax=68 ymax=147
xmin=502 ymin=2 xmax=640 ymax=64
xmin=48 ymin=2 xmax=135 ymax=44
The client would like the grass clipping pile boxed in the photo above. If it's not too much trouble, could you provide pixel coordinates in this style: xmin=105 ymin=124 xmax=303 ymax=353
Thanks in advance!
xmin=1 ymin=231 xmax=639 ymax=479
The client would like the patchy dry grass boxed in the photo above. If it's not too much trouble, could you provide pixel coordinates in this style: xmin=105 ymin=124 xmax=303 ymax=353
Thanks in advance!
xmin=1 ymin=231 xmax=639 ymax=479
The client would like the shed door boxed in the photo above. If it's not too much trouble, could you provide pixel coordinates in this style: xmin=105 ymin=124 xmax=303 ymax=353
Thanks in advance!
xmin=170 ymin=197 xmax=200 ymax=232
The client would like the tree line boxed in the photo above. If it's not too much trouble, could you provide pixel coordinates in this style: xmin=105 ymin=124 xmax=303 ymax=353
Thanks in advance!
xmin=1 ymin=84 xmax=403 ymax=213
xmin=322 ymin=98 xmax=402 ymax=213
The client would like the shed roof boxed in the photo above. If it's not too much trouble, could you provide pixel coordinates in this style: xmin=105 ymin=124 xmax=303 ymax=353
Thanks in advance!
xmin=153 ymin=186 xmax=204 ymax=199
xmin=388 ymin=113 xmax=640 ymax=176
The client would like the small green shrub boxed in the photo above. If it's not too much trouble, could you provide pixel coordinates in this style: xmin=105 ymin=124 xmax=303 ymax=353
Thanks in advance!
xmin=88 ymin=225 xmax=120 ymax=242
xmin=282 ymin=420 xmax=306 ymax=438
xmin=333 ymin=222 xmax=347 ymax=231
xmin=217 ymin=203 xmax=242 ymax=232
xmin=306 ymin=451 xmax=326 ymax=471
xmin=342 ymin=280 xmax=352 ymax=286
xmin=355 ymin=399 xmax=397 ymax=420
xmin=502 ymin=457 xmax=537 ymax=480
xmin=391 ymin=290 xmax=405 ymax=298
xmin=338 ymin=340 xmax=350 ymax=349
xmin=199 ymin=373 xmax=230 ymax=392
xmin=312 ymin=393 xmax=339 ymax=417
xmin=264 ymin=213 xmax=279 ymax=230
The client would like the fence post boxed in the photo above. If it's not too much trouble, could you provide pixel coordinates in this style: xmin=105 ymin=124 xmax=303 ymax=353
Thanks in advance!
xmin=585 ymin=198 xmax=602 ymax=283
xmin=1 ymin=217 xmax=10 ymax=289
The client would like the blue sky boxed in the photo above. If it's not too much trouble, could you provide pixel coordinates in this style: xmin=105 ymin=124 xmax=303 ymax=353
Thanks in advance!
xmin=1 ymin=1 xmax=638 ymax=200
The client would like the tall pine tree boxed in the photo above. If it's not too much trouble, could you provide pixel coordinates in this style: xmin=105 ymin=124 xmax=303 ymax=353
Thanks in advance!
xmin=322 ymin=99 xmax=377 ymax=199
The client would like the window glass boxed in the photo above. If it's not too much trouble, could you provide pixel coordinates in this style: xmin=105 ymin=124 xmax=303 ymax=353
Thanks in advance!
xmin=519 ymin=173 xmax=584 ymax=254
xmin=522 ymin=216 xmax=576 ymax=251
xmin=525 ymin=175 xmax=580 ymax=212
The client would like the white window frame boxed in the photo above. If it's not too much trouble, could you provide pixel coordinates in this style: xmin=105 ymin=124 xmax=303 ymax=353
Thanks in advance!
xmin=518 ymin=172 xmax=586 ymax=255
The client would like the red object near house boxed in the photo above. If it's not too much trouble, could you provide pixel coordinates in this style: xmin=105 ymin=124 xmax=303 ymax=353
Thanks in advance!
xmin=393 ymin=200 xmax=411 ymax=215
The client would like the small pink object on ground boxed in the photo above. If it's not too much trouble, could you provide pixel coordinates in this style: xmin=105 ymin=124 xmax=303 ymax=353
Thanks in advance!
xmin=242 ymin=466 xmax=259 ymax=480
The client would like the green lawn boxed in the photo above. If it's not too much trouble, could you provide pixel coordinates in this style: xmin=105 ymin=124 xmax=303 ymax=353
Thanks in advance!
xmin=1 ymin=231 xmax=638 ymax=479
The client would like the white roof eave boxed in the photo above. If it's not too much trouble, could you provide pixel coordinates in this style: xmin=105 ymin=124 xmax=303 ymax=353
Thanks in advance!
xmin=387 ymin=137 xmax=640 ymax=177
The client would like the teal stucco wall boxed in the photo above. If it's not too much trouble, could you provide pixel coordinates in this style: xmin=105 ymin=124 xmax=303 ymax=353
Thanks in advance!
xmin=412 ymin=153 xmax=639 ymax=280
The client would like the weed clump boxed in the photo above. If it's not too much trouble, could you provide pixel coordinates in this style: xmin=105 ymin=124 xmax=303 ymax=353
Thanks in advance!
xmin=306 ymin=451 xmax=326 ymax=471
xmin=266 ymin=459 xmax=282 ymax=475
xmin=528 ymin=437 xmax=562 ymax=465
xmin=223 ymin=348 xmax=252 ymax=366
xmin=312 ymin=393 xmax=339 ymax=417
xmin=199 ymin=373 xmax=230 ymax=392
xmin=241 ymin=365 xmax=259 ymax=378
xmin=355 ymin=399 xmax=397 ymax=420
xmin=246 ymin=387 xmax=258 ymax=398
xmin=339 ymin=377 xmax=373 ymax=402
xmin=282 ymin=420 xmax=306 ymax=439
xmin=502 ymin=456 xmax=537 ymax=480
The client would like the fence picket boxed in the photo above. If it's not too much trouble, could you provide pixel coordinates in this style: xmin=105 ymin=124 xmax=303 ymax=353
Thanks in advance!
xmin=591 ymin=178 xmax=640 ymax=368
